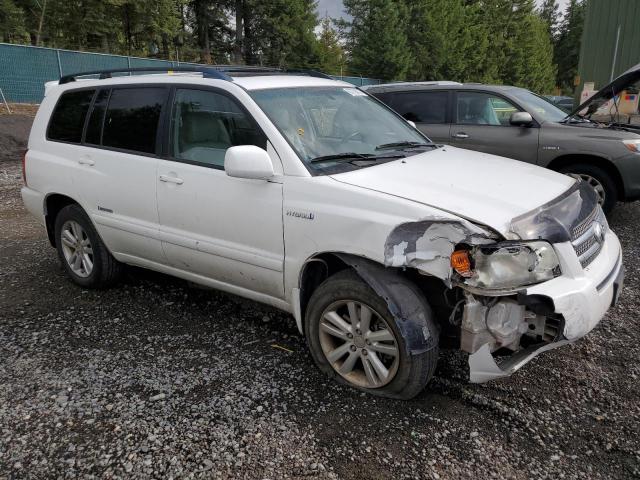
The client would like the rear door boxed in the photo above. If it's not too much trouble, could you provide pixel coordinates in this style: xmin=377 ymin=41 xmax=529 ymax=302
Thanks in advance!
xmin=450 ymin=90 xmax=539 ymax=163
xmin=389 ymin=90 xmax=451 ymax=143
xmin=73 ymin=86 xmax=169 ymax=264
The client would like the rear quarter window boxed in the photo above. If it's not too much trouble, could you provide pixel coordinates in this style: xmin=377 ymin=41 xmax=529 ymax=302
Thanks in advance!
xmin=47 ymin=89 xmax=95 ymax=143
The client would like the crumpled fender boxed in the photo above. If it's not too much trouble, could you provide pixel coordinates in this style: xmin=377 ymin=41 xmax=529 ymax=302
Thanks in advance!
xmin=383 ymin=220 xmax=495 ymax=287
xmin=335 ymin=253 xmax=439 ymax=356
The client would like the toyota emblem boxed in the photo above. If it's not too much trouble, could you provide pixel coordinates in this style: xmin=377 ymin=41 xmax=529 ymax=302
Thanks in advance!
xmin=593 ymin=222 xmax=604 ymax=243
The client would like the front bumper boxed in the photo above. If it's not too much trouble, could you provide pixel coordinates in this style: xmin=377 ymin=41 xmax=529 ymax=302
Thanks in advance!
xmin=469 ymin=230 xmax=623 ymax=382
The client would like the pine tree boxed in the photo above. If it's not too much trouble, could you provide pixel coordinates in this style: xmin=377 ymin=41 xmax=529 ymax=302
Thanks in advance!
xmin=241 ymin=0 xmax=320 ymax=68
xmin=554 ymin=0 xmax=585 ymax=93
xmin=343 ymin=0 xmax=412 ymax=80
xmin=538 ymin=0 xmax=560 ymax=39
xmin=0 ymin=0 xmax=29 ymax=43
xmin=407 ymin=0 xmax=465 ymax=81
xmin=467 ymin=0 xmax=556 ymax=92
xmin=317 ymin=16 xmax=345 ymax=75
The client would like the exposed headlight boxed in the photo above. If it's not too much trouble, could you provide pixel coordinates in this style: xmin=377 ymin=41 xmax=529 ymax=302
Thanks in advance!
xmin=623 ymin=139 xmax=640 ymax=153
xmin=451 ymin=241 xmax=561 ymax=290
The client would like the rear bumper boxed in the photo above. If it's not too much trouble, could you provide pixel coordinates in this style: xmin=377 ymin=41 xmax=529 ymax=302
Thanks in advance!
xmin=469 ymin=230 xmax=623 ymax=382
xmin=21 ymin=186 xmax=45 ymax=226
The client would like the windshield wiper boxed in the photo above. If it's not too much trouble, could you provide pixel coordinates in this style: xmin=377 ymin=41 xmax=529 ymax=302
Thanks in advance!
xmin=375 ymin=141 xmax=433 ymax=150
xmin=310 ymin=152 xmax=407 ymax=164
xmin=309 ymin=152 xmax=372 ymax=163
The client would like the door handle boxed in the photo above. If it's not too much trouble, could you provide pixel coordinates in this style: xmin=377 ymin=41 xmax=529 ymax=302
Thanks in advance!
xmin=452 ymin=132 xmax=469 ymax=139
xmin=159 ymin=174 xmax=184 ymax=185
xmin=78 ymin=156 xmax=95 ymax=166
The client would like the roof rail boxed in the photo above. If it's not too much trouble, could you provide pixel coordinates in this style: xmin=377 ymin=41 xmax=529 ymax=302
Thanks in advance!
xmin=214 ymin=66 xmax=333 ymax=79
xmin=58 ymin=66 xmax=232 ymax=84
xmin=283 ymin=69 xmax=333 ymax=79
xmin=58 ymin=65 xmax=334 ymax=85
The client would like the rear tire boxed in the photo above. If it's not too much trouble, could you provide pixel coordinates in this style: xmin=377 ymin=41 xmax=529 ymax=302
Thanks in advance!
xmin=54 ymin=204 xmax=123 ymax=288
xmin=305 ymin=269 xmax=438 ymax=400
xmin=560 ymin=164 xmax=617 ymax=214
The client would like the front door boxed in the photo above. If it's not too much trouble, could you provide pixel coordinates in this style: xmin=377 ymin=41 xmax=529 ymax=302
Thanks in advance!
xmin=450 ymin=91 xmax=539 ymax=164
xmin=156 ymin=87 xmax=285 ymax=299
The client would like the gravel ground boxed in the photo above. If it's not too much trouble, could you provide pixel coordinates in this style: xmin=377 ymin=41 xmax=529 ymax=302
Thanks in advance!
xmin=1 ymin=115 xmax=639 ymax=479
xmin=0 ymin=114 xmax=33 ymax=163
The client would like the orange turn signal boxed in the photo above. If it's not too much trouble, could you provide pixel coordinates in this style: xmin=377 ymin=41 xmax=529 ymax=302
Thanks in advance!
xmin=451 ymin=250 xmax=472 ymax=277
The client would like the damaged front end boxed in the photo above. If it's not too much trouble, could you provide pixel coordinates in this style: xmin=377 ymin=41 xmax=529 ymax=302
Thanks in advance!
xmin=382 ymin=180 xmax=620 ymax=383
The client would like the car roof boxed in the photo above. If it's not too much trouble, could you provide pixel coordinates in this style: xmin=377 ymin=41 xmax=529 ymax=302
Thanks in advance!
xmin=46 ymin=72 xmax=353 ymax=97
xmin=365 ymin=82 xmax=527 ymax=94
xmin=233 ymin=74 xmax=352 ymax=90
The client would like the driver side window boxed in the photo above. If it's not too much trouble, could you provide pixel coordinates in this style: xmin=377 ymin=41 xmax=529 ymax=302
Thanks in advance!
xmin=170 ymin=89 xmax=266 ymax=168
xmin=456 ymin=92 xmax=520 ymax=126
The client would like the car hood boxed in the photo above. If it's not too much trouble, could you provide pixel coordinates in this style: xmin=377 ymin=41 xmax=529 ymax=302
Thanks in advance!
xmin=329 ymin=146 xmax=575 ymax=235
xmin=568 ymin=62 xmax=640 ymax=117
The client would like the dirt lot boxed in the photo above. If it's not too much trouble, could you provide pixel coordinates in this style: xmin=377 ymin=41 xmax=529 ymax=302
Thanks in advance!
xmin=1 ymin=114 xmax=639 ymax=479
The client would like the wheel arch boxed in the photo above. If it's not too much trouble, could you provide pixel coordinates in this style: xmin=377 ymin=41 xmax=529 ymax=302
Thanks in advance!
xmin=297 ymin=252 xmax=352 ymax=331
xmin=44 ymin=193 xmax=81 ymax=247
xmin=547 ymin=154 xmax=624 ymax=200
xmin=297 ymin=252 xmax=440 ymax=356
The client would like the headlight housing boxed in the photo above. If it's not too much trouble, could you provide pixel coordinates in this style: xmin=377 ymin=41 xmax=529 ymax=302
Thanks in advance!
xmin=623 ymin=139 xmax=640 ymax=153
xmin=451 ymin=241 xmax=561 ymax=290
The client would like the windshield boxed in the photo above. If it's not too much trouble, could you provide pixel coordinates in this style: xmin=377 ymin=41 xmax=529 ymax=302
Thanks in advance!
xmin=511 ymin=90 xmax=567 ymax=122
xmin=250 ymin=87 xmax=430 ymax=171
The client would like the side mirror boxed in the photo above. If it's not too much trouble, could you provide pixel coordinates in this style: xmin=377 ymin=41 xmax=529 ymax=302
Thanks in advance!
xmin=407 ymin=119 xmax=417 ymax=128
xmin=224 ymin=145 xmax=274 ymax=180
xmin=510 ymin=111 xmax=533 ymax=127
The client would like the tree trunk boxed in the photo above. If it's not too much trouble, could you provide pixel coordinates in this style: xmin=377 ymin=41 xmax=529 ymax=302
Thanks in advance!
xmin=162 ymin=33 xmax=170 ymax=59
xmin=35 ymin=0 xmax=47 ymax=46
xmin=194 ymin=0 xmax=212 ymax=64
xmin=233 ymin=0 xmax=244 ymax=64
xmin=123 ymin=4 xmax=132 ymax=56
xmin=242 ymin=4 xmax=252 ymax=64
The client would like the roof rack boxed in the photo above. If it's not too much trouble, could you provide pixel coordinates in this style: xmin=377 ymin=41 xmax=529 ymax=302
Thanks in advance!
xmin=58 ymin=65 xmax=333 ymax=84
xmin=59 ymin=66 xmax=232 ymax=84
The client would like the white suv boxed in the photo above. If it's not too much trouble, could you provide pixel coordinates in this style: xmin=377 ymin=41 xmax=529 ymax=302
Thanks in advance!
xmin=21 ymin=67 xmax=624 ymax=399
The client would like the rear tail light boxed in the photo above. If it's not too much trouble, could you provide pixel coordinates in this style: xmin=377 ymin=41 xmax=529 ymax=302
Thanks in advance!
xmin=22 ymin=149 xmax=28 ymax=186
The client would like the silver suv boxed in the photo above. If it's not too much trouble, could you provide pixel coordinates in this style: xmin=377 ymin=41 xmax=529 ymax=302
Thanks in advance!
xmin=366 ymin=65 xmax=640 ymax=214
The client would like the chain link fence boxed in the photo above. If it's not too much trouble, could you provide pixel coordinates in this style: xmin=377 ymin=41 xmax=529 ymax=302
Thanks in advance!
xmin=0 ymin=43 xmax=381 ymax=104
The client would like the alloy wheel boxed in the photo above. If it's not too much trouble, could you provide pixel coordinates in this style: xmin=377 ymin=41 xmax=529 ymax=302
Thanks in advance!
xmin=318 ymin=300 xmax=399 ymax=389
xmin=60 ymin=220 xmax=94 ymax=278
xmin=568 ymin=173 xmax=606 ymax=206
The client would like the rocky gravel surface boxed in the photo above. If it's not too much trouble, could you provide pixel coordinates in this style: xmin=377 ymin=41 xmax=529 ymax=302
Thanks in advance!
xmin=1 ymin=116 xmax=639 ymax=478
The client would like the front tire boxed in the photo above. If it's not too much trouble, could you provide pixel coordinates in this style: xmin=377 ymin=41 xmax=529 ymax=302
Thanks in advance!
xmin=54 ymin=204 xmax=123 ymax=288
xmin=305 ymin=269 xmax=438 ymax=400
xmin=560 ymin=164 xmax=617 ymax=214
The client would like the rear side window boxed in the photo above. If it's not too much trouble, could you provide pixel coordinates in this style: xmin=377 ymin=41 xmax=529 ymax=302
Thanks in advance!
xmin=371 ymin=91 xmax=394 ymax=106
xmin=47 ymin=89 xmax=95 ymax=143
xmin=102 ymin=88 xmax=167 ymax=154
xmin=393 ymin=91 xmax=448 ymax=124
xmin=85 ymin=89 xmax=110 ymax=145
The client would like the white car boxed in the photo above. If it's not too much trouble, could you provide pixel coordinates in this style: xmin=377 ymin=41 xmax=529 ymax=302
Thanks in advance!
xmin=21 ymin=67 xmax=624 ymax=399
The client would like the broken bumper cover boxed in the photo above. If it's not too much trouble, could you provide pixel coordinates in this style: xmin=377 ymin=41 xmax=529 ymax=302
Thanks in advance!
xmin=469 ymin=230 xmax=623 ymax=383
